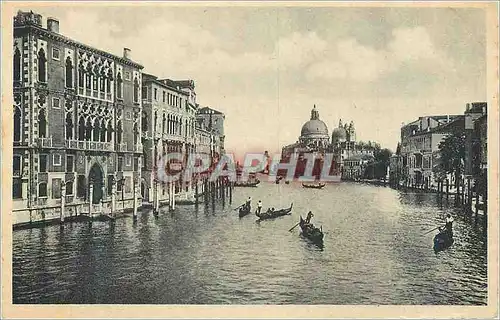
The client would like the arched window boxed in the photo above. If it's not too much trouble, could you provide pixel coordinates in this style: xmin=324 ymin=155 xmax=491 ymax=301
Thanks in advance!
xmin=65 ymin=57 xmax=73 ymax=88
xmin=13 ymin=107 xmax=21 ymax=142
xmin=85 ymin=118 xmax=92 ymax=141
xmin=93 ymin=119 xmax=100 ymax=141
xmin=162 ymin=114 xmax=166 ymax=134
xmin=116 ymin=120 xmax=122 ymax=144
xmin=154 ymin=111 xmax=158 ymax=132
xmin=133 ymin=78 xmax=139 ymax=103
xmin=78 ymin=65 xmax=84 ymax=88
xmin=38 ymin=109 xmax=47 ymax=138
xmin=133 ymin=123 xmax=138 ymax=144
xmin=66 ymin=180 xmax=74 ymax=196
xmin=106 ymin=120 xmax=113 ymax=142
xmin=142 ymin=112 xmax=148 ymax=132
xmin=38 ymin=182 xmax=47 ymax=197
xmin=78 ymin=116 xmax=85 ymax=140
xmin=100 ymin=120 xmax=106 ymax=142
xmin=37 ymin=48 xmax=47 ymax=83
xmin=14 ymin=48 xmax=21 ymax=81
xmin=106 ymin=69 xmax=113 ymax=94
xmin=99 ymin=73 xmax=105 ymax=92
xmin=65 ymin=113 xmax=73 ymax=139
xmin=116 ymin=73 xmax=123 ymax=98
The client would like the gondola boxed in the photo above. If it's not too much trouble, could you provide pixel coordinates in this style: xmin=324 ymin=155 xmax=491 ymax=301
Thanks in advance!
xmin=234 ymin=179 xmax=260 ymax=187
xmin=302 ymin=183 xmax=326 ymax=189
xmin=256 ymin=203 xmax=293 ymax=220
xmin=239 ymin=205 xmax=251 ymax=218
xmin=433 ymin=229 xmax=454 ymax=253
xmin=299 ymin=216 xmax=324 ymax=244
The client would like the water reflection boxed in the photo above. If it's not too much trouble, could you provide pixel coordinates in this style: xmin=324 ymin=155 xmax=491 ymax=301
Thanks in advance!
xmin=13 ymin=181 xmax=487 ymax=305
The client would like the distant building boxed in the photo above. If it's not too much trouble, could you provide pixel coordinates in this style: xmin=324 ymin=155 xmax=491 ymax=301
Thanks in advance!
xmin=140 ymin=73 xmax=197 ymax=203
xmin=196 ymin=106 xmax=225 ymax=157
xmin=12 ymin=10 xmax=143 ymax=225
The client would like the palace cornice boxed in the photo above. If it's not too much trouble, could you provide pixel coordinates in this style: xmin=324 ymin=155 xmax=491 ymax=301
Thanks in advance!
xmin=15 ymin=25 xmax=144 ymax=69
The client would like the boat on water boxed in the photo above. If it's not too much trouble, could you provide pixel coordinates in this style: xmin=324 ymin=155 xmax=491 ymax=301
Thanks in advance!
xmin=302 ymin=182 xmax=326 ymax=189
xmin=234 ymin=179 xmax=260 ymax=187
xmin=239 ymin=205 xmax=252 ymax=218
xmin=299 ymin=216 xmax=324 ymax=244
xmin=256 ymin=203 xmax=293 ymax=220
xmin=433 ymin=229 xmax=454 ymax=253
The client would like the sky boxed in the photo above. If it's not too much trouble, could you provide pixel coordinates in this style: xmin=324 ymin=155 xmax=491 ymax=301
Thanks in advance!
xmin=16 ymin=4 xmax=487 ymax=156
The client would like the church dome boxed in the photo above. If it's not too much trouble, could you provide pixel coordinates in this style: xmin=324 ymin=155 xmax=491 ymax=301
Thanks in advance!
xmin=332 ymin=127 xmax=347 ymax=142
xmin=301 ymin=119 xmax=329 ymax=137
xmin=300 ymin=105 xmax=329 ymax=138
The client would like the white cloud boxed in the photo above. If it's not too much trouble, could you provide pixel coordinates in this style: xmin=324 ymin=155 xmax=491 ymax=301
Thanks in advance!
xmin=275 ymin=31 xmax=328 ymax=68
xmin=306 ymin=26 xmax=453 ymax=83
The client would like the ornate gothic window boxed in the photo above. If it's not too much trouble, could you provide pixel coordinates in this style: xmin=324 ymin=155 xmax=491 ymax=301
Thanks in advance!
xmin=14 ymin=48 xmax=21 ymax=82
xmin=92 ymin=75 xmax=98 ymax=92
xmin=65 ymin=57 xmax=73 ymax=88
xmin=116 ymin=73 xmax=123 ymax=98
xmin=133 ymin=78 xmax=139 ymax=103
xmin=85 ymin=118 xmax=92 ymax=141
xmin=78 ymin=66 xmax=84 ymax=88
xmin=78 ymin=116 xmax=85 ymax=140
xmin=99 ymin=74 xmax=105 ymax=92
xmin=13 ymin=106 xmax=21 ymax=142
xmin=107 ymin=120 xmax=113 ymax=142
xmin=116 ymin=120 xmax=122 ymax=144
xmin=65 ymin=113 xmax=73 ymax=139
xmin=38 ymin=109 xmax=47 ymax=138
xmin=100 ymin=120 xmax=106 ymax=142
xmin=93 ymin=119 xmax=100 ymax=141
xmin=37 ymin=48 xmax=47 ymax=83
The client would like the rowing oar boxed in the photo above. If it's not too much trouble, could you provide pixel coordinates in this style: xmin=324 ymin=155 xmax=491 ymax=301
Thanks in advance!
xmin=233 ymin=204 xmax=244 ymax=211
xmin=288 ymin=221 xmax=300 ymax=232
xmin=422 ymin=225 xmax=444 ymax=235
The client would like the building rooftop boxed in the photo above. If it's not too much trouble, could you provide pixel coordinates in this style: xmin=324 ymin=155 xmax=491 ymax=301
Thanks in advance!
xmin=14 ymin=10 xmax=143 ymax=69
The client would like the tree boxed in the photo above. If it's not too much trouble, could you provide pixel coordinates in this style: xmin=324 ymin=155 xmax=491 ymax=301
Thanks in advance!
xmin=437 ymin=130 xmax=465 ymax=188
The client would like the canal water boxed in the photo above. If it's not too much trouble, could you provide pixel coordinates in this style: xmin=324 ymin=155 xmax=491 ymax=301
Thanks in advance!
xmin=13 ymin=180 xmax=487 ymax=305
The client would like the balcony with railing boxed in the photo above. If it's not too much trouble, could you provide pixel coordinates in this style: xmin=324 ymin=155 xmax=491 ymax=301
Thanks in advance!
xmin=66 ymin=139 xmax=114 ymax=152
xmin=36 ymin=136 xmax=53 ymax=148
xmin=37 ymin=197 xmax=48 ymax=206
xmin=118 ymin=143 xmax=128 ymax=152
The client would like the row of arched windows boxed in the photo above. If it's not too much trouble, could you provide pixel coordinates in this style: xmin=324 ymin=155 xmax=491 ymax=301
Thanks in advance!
xmin=146 ymin=111 xmax=195 ymax=137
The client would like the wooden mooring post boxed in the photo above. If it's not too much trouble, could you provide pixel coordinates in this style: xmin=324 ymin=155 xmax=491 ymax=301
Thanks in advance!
xmin=445 ymin=179 xmax=449 ymax=202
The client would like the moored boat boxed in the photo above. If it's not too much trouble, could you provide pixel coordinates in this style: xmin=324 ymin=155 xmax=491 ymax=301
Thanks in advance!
xmin=302 ymin=182 xmax=326 ymax=189
xmin=433 ymin=229 xmax=454 ymax=253
xmin=234 ymin=179 xmax=260 ymax=187
xmin=299 ymin=216 xmax=324 ymax=244
xmin=256 ymin=203 xmax=293 ymax=220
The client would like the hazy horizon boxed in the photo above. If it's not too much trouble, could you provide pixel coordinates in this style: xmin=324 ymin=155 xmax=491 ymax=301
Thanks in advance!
xmin=14 ymin=4 xmax=487 ymax=155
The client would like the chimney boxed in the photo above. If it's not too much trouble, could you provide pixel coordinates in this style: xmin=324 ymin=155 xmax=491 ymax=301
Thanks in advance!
xmin=466 ymin=103 xmax=470 ymax=112
xmin=447 ymin=115 xmax=450 ymax=123
xmin=123 ymin=47 xmax=131 ymax=60
xmin=47 ymin=17 xmax=59 ymax=33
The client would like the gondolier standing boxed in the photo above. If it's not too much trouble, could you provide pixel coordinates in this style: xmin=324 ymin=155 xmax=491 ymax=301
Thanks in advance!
xmin=246 ymin=197 xmax=252 ymax=210
xmin=256 ymin=200 xmax=262 ymax=214
xmin=306 ymin=211 xmax=314 ymax=224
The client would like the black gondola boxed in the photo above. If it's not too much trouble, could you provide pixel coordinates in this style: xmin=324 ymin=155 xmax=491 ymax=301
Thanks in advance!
xmin=299 ymin=216 xmax=324 ymax=244
xmin=234 ymin=179 xmax=260 ymax=187
xmin=302 ymin=183 xmax=326 ymax=189
xmin=256 ymin=203 xmax=293 ymax=220
xmin=239 ymin=205 xmax=251 ymax=218
xmin=433 ymin=228 xmax=454 ymax=253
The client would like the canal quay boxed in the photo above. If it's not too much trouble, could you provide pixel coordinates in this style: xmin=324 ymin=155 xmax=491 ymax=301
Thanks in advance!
xmin=13 ymin=178 xmax=487 ymax=305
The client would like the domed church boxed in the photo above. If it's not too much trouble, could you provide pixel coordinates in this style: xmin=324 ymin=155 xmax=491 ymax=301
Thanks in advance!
xmin=299 ymin=105 xmax=330 ymax=149
xmin=280 ymin=105 xmax=372 ymax=178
